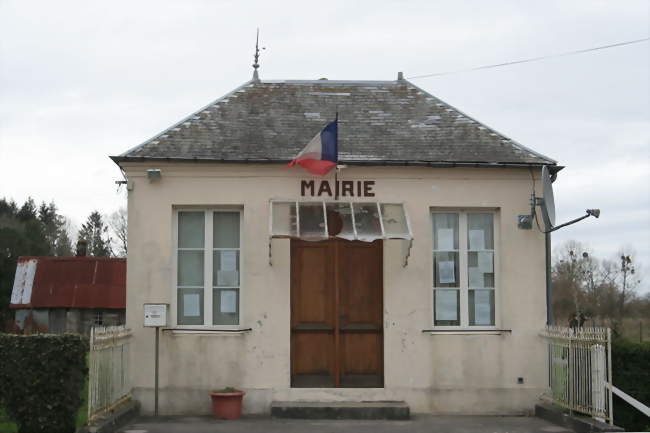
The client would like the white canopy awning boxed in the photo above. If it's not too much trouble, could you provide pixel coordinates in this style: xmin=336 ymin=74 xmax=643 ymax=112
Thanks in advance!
xmin=269 ymin=201 xmax=413 ymax=266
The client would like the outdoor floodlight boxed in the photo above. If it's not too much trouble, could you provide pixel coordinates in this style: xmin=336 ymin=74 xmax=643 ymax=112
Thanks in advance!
xmin=147 ymin=169 xmax=162 ymax=182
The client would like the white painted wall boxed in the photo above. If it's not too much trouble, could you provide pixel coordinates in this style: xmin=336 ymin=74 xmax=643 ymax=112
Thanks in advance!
xmin=122 ymin=162 xmax=548 ymax=415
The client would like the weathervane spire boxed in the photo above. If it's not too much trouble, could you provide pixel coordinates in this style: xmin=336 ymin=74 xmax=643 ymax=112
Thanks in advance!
xmin=252 ymin=28 xmax=261 ymax=82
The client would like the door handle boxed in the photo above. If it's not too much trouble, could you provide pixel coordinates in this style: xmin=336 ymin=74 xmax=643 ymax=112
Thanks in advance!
xmin=339 ymin=312 xmax=345 ymax=328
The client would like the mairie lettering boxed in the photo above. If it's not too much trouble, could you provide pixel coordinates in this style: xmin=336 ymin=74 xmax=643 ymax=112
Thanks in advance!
xmin=301 ymin=180 xmax=375 ymax=197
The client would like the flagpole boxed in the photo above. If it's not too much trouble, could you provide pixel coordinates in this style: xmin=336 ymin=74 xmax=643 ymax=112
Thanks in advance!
xmin=334 ymin=111 xmax=339 ymax=201
xmin=335 ymin=167 xmax=338 ymax=201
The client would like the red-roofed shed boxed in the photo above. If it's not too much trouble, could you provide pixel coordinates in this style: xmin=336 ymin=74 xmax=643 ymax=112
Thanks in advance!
xmin=10 ymin=256 xmax=126 ymax=334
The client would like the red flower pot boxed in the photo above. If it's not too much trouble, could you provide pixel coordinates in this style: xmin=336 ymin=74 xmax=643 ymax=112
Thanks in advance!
xmin=210 ymin=391 xmax=245 ymax=419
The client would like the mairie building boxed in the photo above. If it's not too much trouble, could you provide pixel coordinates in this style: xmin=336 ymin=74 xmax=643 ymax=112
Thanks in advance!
xmin=111 ymin=71 xmax=559 ymax=416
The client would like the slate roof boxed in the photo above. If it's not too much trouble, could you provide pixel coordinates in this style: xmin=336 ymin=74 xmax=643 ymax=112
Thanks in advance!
xmin=112 ymin=78 xmax=557 ymax=168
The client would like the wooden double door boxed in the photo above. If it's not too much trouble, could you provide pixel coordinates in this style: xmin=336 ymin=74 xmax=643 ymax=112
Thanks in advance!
xmin=290 ymin=239 xmax=383 ymax=388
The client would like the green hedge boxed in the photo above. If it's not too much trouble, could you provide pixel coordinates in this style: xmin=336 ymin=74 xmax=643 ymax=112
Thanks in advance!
xmin=0 ymin=334 xmax=88 ymax=433
xmin=612 ymin=337 xmax=650 ymax=431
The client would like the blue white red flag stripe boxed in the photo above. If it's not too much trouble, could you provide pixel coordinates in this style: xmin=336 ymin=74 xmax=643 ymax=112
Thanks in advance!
xmin=288 ymin=118 xmax=338 ymax=176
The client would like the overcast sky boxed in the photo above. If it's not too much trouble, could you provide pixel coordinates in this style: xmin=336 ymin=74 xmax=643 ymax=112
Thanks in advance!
xmin=1 ymin=1 xmax=648 ymax=292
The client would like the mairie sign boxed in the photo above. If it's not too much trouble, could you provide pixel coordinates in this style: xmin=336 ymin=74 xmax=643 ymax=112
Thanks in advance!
xmin=300 ymin=180 xmax=375 ymax=197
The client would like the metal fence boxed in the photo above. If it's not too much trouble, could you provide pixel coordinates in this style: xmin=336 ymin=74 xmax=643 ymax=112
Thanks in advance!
xmin=88 ymin=325 xmax=132 ymax=422
xmin=540 ymin=326 xmax=613 ymax=424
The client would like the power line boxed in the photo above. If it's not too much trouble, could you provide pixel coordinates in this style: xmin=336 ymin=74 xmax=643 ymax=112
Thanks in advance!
xmin=407 ymin=38 xmax=650 ymax=79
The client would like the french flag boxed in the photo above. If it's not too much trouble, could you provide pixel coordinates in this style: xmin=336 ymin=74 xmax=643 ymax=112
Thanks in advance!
xmin=288 ymin=117 xmax=338 ymax=176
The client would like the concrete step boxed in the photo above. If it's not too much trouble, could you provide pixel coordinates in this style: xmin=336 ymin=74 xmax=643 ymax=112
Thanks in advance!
xmin=270 ymin=401 xmax=410 ymax=420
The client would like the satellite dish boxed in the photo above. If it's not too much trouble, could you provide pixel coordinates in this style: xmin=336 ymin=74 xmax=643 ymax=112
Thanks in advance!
xmin=524 ymin=165 xmax=598 ymax=234
xmin=540 ymin=165 xmax=556 ymax=231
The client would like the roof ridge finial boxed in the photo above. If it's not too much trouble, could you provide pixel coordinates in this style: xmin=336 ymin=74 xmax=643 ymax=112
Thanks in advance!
xmin=252 ymin=28 xmax=262 ymax=82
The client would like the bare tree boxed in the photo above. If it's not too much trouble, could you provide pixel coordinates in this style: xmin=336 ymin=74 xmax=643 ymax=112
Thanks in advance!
xmin=552 ymin=241 xmax=593 ymax=322
xmin=552 ymin=241 xmax=644 ymax=327
xmin=108 ymin=207 xmax=127 ymax=257
xmin=616 ymin=247 xmax=640 ymax=320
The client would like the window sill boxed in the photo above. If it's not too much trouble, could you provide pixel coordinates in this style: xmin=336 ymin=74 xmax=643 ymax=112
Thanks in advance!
xmin=422 ymin=329 xmax=511 ymax=336
xmin=163 ymin=327 xmax=252 ymax=335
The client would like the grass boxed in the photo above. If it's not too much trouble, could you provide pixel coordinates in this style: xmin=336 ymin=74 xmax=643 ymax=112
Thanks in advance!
xmin=76 ymin=370 xmax=89 ymax=428
xmin=0 ymin=408 xmax=17 ymax=433
xmin=587 ymin=317 xmax=650 ymax=342
xmin=0 ymin=370 xmax=88 ymax=433
xmin=619 ymin=317 xmax=650 ymax=342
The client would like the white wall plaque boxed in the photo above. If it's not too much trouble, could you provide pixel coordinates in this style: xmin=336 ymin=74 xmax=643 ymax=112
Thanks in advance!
xmin=144 ymin=303 xmax=168 ymax=327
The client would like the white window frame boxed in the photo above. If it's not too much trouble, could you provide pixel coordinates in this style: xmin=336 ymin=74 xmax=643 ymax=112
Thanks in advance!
xmin=172 ymin=207 xmax=243 ymax=329
xmin=431 ymin=209 xmax=500 ymax=330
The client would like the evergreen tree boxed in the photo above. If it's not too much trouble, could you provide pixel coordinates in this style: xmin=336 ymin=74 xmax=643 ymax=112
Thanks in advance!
xmin=0 ymin=199 xmax=18 ymax=217
xmin=16 ymin=197 xmax=37 ymax=221
xmin=38 ymin=201 xmax=59 ymax=254
xmin=55 ymin=229 xmax=73 ymax=257
xmin=78 ymin=211 xmax=112 ymax=257
xmin=37 ymin=201 xmax=73 ymax=256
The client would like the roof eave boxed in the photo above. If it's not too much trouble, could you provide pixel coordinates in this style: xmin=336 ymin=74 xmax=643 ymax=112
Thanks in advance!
xmin=110 ymin=155 xmax=563 ymax=173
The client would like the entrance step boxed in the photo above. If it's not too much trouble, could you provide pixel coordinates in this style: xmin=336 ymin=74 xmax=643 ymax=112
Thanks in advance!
xmin=270 ymin=401 xmax=410 ymax=420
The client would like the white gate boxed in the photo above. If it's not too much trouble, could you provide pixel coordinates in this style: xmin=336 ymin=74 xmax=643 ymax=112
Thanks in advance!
xmin=88 ymin=325 xmax=132 ymax=422
xmin=541 ymin=326 xmax=613 ymax=424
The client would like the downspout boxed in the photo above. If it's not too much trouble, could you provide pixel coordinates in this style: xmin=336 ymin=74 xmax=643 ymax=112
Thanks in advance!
xmin=546 ymin=232 xmax=552 ymax=325
xmin=546 ymin=170 xmax=557 ymax=326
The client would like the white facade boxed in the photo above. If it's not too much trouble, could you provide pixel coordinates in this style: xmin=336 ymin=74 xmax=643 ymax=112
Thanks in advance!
xmin=122 ymin=162 xmax=549 ymax=415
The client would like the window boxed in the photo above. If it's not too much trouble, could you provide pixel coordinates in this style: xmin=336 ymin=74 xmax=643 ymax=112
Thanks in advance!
xmin=432 ymin=211 xmax=496 ymax=327
xmin=176 ymin=210 xmax=241 ymax=326
xmin=94 ymin=310 xmax=104 ymax=326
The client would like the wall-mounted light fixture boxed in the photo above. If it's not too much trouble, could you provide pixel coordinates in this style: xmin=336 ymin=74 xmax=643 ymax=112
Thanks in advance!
xmin=147 ymin=169 xmax=162 ymax=182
